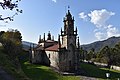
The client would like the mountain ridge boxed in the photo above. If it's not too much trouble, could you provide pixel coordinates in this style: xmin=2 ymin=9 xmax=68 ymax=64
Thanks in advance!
xmin=22 ymin=41 xmax=37 ymax=50
xmin=81 ymin=36 xmax=120 ymax=52
xmin=22 ymin=36 xmax=120 ymax=52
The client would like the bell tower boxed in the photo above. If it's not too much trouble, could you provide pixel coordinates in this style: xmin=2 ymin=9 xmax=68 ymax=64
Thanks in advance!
xmin=61 ymin=9 xmax=77 ymax=49
xmin=60 ymin=8 xmax=78 ymax=71
xmin=63 ymin=10 xmax=75 ymax=35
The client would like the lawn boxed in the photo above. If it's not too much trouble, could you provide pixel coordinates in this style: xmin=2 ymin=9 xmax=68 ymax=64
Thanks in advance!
xmin=20 ymin=50 xmax=120 ymax=80
xmin=21 ymin=61 xmax=80 ymax=80
xmin=80 ymin=62 xmax=120 ymax=80
xmin=21 ymin=58 xmax=120 ymax=80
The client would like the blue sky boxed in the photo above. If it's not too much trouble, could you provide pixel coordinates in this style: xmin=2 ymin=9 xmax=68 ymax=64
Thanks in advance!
xmin=0 ymin=0 xmax=120 ymax=45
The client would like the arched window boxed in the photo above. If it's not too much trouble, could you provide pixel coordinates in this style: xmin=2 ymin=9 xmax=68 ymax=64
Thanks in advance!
xmin=49 ymin=54 xmax=50 ymax=58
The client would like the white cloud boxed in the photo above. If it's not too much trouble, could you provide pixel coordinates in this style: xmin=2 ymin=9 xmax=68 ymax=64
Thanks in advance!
xmin=94 ymin=25 xmax=120 ymax=40
xmin=95 ymin=32 xmax=106 ymax=40
xmin=107 ymin=25 xmax=120 ymax=37
xmin=79 ymin=9 xmax=120 ymax=40
xmin=79 ymin=12 xmax=88 ymax=21
xmin=88 ymin=9 xmax=115 ymax=28
xmin=52 ymin=0 xmax=57 ymax=3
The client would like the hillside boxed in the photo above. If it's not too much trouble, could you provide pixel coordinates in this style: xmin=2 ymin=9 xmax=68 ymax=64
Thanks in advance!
xmin=81 ymin=36 xmax=120 ymax=52
xmin=0 ymin=46 xmax=29 ymax=80
xmin=22 ymin=41 xmax=37 ymax=51
xmin=22 ymin=37 xmax=120 ymax=52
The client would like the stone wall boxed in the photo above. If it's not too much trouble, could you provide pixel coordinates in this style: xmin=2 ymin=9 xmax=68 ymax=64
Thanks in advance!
xmin=31 ymin=50 xmax=50 ymax=66
xmin=46 ymin=51 xmax=59 ymax=69
xmin=111 ymin=66 xmax=120 ymax=71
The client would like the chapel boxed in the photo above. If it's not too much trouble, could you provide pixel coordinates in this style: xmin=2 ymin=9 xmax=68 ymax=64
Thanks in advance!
xmin=29 ymin=9 xmax=80 ymax=72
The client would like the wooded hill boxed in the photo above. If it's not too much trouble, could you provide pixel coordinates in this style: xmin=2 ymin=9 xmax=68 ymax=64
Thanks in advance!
xmin=81 ymin=36 xmax=120 ymax=52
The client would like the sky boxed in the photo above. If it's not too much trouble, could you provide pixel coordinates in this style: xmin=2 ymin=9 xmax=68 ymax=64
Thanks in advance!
xmin=0 ymin=0 xmax=120 ymax=45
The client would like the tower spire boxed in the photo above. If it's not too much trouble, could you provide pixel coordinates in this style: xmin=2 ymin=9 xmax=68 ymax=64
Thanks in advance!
xmin=61 ymin=27 xmax=63 ymax=35
xmin=58 ymin=34 xmax=61 ymax=49
xmin=47 ymin=31 xmax=51 ymax=40
xmin=63 ymin=6 xmax=74 ymax=35
xmin=67 ymin=5 xmax=71 ymax=15
xmin=77 ymin=37 xmax=80 ymax=49
xmin=76 ymin=27 xmax=77 ymax=35
xmin=44 ymin=33 xmax=45 ymax=41
xmin=38 ymin=35 xmax=41 ymax=43
xmin=65 ymin=5 xmax=70 ymax=13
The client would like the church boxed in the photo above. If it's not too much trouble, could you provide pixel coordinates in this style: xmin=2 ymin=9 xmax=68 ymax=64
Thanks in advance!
xmin=29 ymin=9 xmax=80 ymax=72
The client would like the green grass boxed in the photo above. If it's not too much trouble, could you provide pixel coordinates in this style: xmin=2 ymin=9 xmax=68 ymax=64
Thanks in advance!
xmin=101 ymin=68 xmax=120 ymax=79
xmin=20 ymin=50 xmax=120 ymax=80
xmin=21 ymin=61 xmax=80 ymax=80
xmin=20 ymin=50 xmax=80 ymax=80
xmin=22 ymin=61 xmax=58 ymax=80
xmin=0 ymin=47 xmax=29 ymax=80
xmin=80 ymin=62 xmax=120 ymax=80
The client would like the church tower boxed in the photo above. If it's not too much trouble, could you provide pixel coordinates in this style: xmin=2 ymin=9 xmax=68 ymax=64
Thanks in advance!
xmin=60 ymin=9 xmax=78 ymax=72
xmin=61 ymin=10 xmax=77 ymax=48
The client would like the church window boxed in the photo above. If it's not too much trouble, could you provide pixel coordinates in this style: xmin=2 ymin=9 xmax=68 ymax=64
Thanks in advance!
xmin=49 ymin=54 xmax=50 ymax=58
xmin=69 ymin=60 xmax=71 ymax=67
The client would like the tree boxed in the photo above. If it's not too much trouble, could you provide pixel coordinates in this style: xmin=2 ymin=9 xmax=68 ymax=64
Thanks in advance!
xmin=114 ymin=42 xmax=120 ymax=66
xmin=99 ymin=46 xmax=115 ymax=68
xmin=86 ymin=48 xmax=95 ymax=61
xmin=0 ymin=31 xmax=5 ymax=36
xmin=0 ymin=0 xmax=22 ymax=22
xmin=80 ymin=47 xmax=84 ymax=61
xmin=0 ymin=31 xmax=5 ymax=44
xmin=0 ymin=29 xmax=22 ymax=58
xmin=80 ymin=47 xmax=87 ymax=61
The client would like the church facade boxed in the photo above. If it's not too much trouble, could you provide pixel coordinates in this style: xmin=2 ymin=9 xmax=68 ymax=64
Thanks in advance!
xmin=29 ymin=10 xmax=80 ymax=72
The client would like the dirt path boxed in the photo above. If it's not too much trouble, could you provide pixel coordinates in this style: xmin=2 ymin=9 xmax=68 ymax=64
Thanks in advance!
xmin=79 ymin=75 xmax=99 ymax=80
xmin=0 ymin=67 xmax=14 ymax=80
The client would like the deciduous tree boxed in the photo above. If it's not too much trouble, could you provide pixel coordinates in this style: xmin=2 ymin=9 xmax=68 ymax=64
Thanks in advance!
xmin=0 ymin=29 xmax=22 ymax=58
xmin=0 ymin=0 xmax=22 ymax=22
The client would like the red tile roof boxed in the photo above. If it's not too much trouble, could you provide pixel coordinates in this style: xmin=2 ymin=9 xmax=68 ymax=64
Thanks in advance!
xmin=45 ymin=44 xmax=59 ymax=51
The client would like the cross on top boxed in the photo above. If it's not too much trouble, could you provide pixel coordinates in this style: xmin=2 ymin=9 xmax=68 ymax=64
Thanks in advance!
xmin=68 ymin=5 xmax=70 ymax=10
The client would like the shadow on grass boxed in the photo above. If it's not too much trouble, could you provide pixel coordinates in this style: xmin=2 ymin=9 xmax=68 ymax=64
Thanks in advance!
xmin=79 ymin=62 xmax=120 ymax=79
xmin=21 ymin=61 xmax=59 ymax=80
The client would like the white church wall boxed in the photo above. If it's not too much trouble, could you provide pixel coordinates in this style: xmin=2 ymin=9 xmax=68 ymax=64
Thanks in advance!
xmin=46 ymin=51 xmax=59 ymax=69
